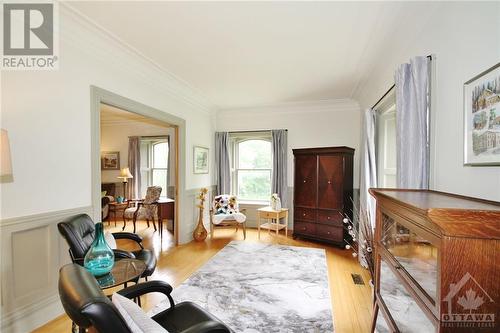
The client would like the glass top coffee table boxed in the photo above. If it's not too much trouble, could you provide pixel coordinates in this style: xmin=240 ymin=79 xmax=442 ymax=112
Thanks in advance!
xmin=95 ymin=258 xmax=146 ymax=289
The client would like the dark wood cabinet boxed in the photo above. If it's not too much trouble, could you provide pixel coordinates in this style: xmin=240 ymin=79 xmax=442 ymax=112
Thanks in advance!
xmin=293 ymin=146 xmax=354 ymax=245
xmin=370 ymin=189 xmax=500 ymax=333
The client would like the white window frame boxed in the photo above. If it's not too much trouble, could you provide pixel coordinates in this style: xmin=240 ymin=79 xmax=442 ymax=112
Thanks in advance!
xmin=140 ymin=137 xmax=168 ymax=197
xmin=377 ymin=103 xmax=397 ymax=188
xmin=229 ymin=132 xmax=272 ymax=203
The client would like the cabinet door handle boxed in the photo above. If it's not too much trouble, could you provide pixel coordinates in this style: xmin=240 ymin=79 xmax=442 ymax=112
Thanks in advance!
xmin=327 ymin=216 xmax=331 ymax=220
xmin=328 ymin=180 xmax=332 ymax=184
xmin=327 ymin=231 xmax=331 ymax=235
xmin=303 ymin=213 xmax=306 ymax=217
xmin=303 ymin=179 xmax=307 ymax=183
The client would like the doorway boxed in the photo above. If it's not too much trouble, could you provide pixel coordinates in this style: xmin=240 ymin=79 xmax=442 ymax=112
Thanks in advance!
xmin=90 ymin=86 xmax=186 ymax=246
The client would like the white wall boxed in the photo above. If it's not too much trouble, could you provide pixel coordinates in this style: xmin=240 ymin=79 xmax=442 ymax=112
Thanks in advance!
xmin=0 ymin=6 xmax=214 ymax=332
xmin=216 ymin=100 xmax=361 ymax=227
xmin=100 ymin=120 xmax=175 ymax=189
xmin=1 ymin=5 xmax=215 ymax=218
xmin=354 ymin=2 xmax=500 ymax=201
xmin=216 ymin=99 xmax=362 ymax=188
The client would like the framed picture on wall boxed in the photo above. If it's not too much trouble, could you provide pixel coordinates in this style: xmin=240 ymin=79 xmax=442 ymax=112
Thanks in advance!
xmin=101 ymin=151 xmax=120 ymax=170
xmin=464 ymin=62 xmax=500 ymax=166
xmin=193 ymin=146 xmax=209 ymax=174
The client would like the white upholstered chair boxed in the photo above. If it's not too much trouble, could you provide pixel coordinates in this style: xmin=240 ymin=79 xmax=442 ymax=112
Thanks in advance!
xmin=209 ymin=194 xmax=247 ymax=239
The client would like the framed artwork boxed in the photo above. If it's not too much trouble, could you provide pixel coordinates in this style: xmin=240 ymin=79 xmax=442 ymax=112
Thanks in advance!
xmin=193 ymin=146 xmax=209 ymax=174
xmin=101 ymin=151 xmax=120 ymax=170
xmin=464 ymin=62 xmax=500 ymax=166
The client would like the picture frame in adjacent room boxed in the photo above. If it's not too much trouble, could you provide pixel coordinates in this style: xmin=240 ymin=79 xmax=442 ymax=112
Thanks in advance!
xmin=193 ymin=146 xmax=209 ymax=174
xmin=101 ymin=151 xmax=120 ymax=170
xmin=464 ymin=62 xmax=500 ymax=166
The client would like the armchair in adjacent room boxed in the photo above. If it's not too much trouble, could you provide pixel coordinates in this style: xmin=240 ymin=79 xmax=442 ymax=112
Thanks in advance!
xmin=123 ymin=186 xmax=162 ymax=233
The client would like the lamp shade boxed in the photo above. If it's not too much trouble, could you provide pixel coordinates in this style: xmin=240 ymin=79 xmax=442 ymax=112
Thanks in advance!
xmin=1 ymin=129 xmax=13 ymax=182
xmin=118 ymin=167 xmax=133 ymax=179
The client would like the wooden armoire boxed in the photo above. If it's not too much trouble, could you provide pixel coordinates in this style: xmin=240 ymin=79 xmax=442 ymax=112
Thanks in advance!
xmin=292 ymin=146 xmax=354 ymax=246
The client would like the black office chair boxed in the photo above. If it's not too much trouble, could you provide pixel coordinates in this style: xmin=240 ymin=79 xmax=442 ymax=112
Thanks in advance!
xmin=58 ymin=264 xmax=232 ymax=333
xmin=57 ymin=214 xmax=156 ymax=279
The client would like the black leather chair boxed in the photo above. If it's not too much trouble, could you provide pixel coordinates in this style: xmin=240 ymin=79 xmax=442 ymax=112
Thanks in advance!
xmin=57 ymin=214 xmax=156 ymax=279
xmin=59 ymin=264 xmax=232 ymax=333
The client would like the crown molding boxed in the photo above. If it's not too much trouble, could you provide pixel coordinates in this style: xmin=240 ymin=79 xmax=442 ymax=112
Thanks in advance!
xmin=59 ymin=3 xmax=215 ymax=114
xmin=216 ymin=98 xmax=360 ymax=116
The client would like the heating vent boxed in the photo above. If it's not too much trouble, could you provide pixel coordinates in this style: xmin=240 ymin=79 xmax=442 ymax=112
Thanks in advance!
xmin=351 ymin=273 xmax=365 ymax=285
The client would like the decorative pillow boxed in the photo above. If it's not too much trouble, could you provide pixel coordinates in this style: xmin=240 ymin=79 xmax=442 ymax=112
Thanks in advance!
xmin=104 ymin=231 xmax=117 ymax=249
xmin=112 ymin=293 xmax=168 ymax=333
xmin=213 ymin=195 xmax=239 ymax=215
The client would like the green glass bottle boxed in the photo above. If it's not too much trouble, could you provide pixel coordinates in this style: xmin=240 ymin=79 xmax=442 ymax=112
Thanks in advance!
xmin=84 ymin=222 xmax=115 ymax=276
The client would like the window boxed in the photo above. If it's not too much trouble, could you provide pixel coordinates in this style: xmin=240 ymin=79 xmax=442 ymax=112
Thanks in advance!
xmin=231 ymin=134 xmax=272 ymax=201
xmin=140 ymin=137 xmax=168 ymax=197
xmin=376 ymin=92 xmax=397 ymax=188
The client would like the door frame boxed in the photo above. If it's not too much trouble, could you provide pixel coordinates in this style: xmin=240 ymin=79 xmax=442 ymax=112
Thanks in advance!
xmin=90 ymin=86 xmax=185 ymax=245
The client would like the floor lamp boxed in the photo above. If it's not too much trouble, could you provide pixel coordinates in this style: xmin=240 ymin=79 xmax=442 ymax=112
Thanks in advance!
xmin=118 ymin=167 xmax=133 ymax=200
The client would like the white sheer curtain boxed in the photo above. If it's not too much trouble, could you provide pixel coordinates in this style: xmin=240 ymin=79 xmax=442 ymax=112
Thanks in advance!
xmin=395 ymin=56 xmax=430 ymax=189
xmin=359 ymin=108 xmax=377 ymax=264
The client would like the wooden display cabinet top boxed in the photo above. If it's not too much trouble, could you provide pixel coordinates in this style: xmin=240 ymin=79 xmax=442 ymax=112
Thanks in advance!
xmin=370 ymin=189 xmax=500 ymax=240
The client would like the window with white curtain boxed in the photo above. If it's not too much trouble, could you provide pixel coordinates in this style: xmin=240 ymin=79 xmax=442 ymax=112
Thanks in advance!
xmin=229 ymin=132 xmax=272 ymax=202
xmin=140 ymin=137 xmax=168 ymax=197
xmin=376 ymin=91 xmax=397 ymax=188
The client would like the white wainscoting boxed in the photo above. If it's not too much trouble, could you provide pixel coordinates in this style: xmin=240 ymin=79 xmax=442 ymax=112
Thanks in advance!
xmin=0 ymin=206 xmax=92 ymax=333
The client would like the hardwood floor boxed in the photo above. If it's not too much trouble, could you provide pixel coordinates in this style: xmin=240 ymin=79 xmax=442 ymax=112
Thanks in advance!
xmin=33 ymin=221 xmax=373 ymax=333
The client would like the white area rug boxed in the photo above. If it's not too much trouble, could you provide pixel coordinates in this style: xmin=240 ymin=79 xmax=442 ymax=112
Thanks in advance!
xmin=151 ymin=241 xmax=334 ymax=333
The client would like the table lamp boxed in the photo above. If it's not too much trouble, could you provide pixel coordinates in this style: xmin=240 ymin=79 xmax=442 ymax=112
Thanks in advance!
xmin=117 ymin=167 xmax=133 ymax=200
xmin=1 ymin=129 xmax=13 ymax=183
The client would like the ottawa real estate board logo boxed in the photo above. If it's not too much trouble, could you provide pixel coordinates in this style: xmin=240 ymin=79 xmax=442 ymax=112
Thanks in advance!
xmin=442 ymin=272 xmax=495 ymax=329
xmin=2 ymin=1 xmax=59 ymax=70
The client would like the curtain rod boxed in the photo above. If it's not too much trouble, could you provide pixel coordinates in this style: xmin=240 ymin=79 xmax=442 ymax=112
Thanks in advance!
xmin=228 ymin=129 xmax=287 ymax=134
xmin=371 ymin=55 xmax=433 ymax=110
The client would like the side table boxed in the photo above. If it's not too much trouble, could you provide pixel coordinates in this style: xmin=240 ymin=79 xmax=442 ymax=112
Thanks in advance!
xmin=107 ymin=201 xmax=128 ymax=228
xmin=257 ymin=207 xmax=289 ymax=239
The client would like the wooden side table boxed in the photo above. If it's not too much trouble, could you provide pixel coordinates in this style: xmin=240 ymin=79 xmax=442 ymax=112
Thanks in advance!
xmin=257 ymin=207 xmax=289 ymax=239
xmin=157 ymin=198 xmax=175 ymax=239
xmin=108 ymin=201 xmax=128 ymax=228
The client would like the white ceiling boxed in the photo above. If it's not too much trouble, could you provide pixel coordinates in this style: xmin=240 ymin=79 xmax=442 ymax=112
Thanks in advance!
xmin=70 ymin=1 xmax=442 ymax=109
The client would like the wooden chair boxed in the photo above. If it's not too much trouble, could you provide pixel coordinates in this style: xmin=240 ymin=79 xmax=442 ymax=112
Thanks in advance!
xmin=123 ymin=186 xmax=162 ymax=233
xmin=209 ymin=195 xmax=247 ymax=239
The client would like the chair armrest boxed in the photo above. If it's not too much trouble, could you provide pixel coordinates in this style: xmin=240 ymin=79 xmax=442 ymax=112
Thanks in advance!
xmin=179 ymin=321 xmax=231 ymax=333
xmin=118 ymin=280 xmax=175 ymax=308
xmin=112 ymin=232 xmax=144 ymax=249
xmin=113 ymin=249 xmax=135 ymax=259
